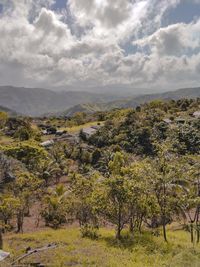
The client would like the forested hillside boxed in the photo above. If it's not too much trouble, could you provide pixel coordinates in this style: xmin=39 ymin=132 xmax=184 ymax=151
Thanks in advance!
xmin=61 ymin=87 xmax=200 ymax=116
xmin=0 ymin=97 xmax=200 ymax=266
xmin=0 ymin=86 xmax=199 ymax=116
xmin=0 ymin=86 xmax=124 ymax=116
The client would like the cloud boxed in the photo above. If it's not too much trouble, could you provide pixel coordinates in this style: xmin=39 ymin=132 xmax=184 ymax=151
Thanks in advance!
xmin=0 ymin=0 xmax=199 ymax=91
xmin=68 ymin=0 xmax=149 ymax=43
xmin=134 ymin=20 xmax=200 ymax=55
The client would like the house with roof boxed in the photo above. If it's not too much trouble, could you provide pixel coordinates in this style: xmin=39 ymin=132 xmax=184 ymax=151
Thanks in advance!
xmin=80 ymin=126 xmax=100 ymax=140
xmin=40 ymin=140 xmax=54 ymax=148
xmin=193 ymin=111 xmax=200 ymax=118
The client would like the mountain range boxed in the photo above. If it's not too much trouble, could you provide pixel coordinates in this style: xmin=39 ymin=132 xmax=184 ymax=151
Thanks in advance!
xmin=60 ymin=87 xmax=200 ymax=116
xmin=0 ymin=86 xmax=123 ymax=116
xmin=0 ymin=86 xmax=199 ymax=117
xmin=0 ymin=105 xmax=17 ymax=116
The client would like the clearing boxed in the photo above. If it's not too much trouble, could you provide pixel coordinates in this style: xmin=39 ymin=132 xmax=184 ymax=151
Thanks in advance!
xmin=2 ymin=227 xmax=200 ymax=267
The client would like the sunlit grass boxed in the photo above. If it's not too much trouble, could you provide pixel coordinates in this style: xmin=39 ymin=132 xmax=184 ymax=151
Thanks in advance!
xmin=3 ymin=227 xmax=200 ymax=267
xmin=62 ymin=121 xmax=103 ymax=134
xmin=0 ymin=134 xmax=14 ymax=145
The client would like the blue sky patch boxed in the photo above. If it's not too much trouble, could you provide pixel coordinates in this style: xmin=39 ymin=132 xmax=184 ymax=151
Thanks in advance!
xmin=0 ymin=4 xmax=3 ymax=13
xmin=163 ymin=2 xmax=200 ymax=26
xmin=52 ymin=0 xmax=67 ymax=10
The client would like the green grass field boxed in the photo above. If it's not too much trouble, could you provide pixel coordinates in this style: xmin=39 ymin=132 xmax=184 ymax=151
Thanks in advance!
xmin=62 ymin=121 xmax=103 ymax=134
xmin=0 ymin=134 xmax=13 ymax=145
xmin=2 ymin=227 xmax=200 ymax=267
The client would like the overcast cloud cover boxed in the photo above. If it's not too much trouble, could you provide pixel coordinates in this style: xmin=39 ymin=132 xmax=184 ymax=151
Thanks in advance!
xmin=0 ymin=0 xmax=200 ymax=92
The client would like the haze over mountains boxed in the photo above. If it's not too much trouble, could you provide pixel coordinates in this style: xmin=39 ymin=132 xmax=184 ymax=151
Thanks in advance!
xmin=0 ymin=86 xmax=199 ymax=117
xmin=61 ymin=87 xmax=200 ymax=116
xmin=0 ymin=86 xmax=124 ymax=116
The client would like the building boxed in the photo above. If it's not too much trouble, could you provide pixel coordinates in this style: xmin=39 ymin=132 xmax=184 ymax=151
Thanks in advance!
xmin=193 ymin=111 xmax=200 ymax=118
xmin=81 ymin=126 xmax=99 ymax=140
xmin=40 ymin=140 xmax=54 ymax=148
xmin=0 ymin=250 xmax=10 ymax=262
xmin=163 ymin=118 xmax=172 ymax=124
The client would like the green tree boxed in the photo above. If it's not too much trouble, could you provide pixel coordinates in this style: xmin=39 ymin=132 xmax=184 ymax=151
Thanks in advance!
xmin=9 ymin=172 xmax=42 ymax=233
xmin=0 ymin=195 xmax=19 ymax=228
xmin=37 ymin=159 xmax=61 ymax=186
xmin=0 ymin=112 xmax=8 ymax=129
xmin=149 ymin=145 xmax=188 ymax=242
xmin=179 ymin=156 xmax=200 ymax=243
xmin=1 ymin=141 xmax=47 ymax=172
xmin=94 ymin=152 xmax=130 ymax=239
xmin=42 ymin=184 xmax=67 ymax=229
xmin=67 ymin=173 xmax=99 ymax=237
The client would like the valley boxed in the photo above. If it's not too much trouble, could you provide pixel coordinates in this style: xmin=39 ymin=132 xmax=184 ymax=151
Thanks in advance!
xmin=0 ymin=96 xmax=200 ymax=266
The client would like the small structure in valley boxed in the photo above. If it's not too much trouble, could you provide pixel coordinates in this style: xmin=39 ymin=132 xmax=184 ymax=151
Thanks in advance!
xmin=193 ymin=111 xmax=200 ymax=118
xmin=80 ymin=126 xmax=100 ymax=140
xmin=0 ymin=250 xmax=10 ymax=262
xmin=163 ymin=118 xmax=172 ymax=124
xmin=40 ymin=140 xmax=54 ymax=148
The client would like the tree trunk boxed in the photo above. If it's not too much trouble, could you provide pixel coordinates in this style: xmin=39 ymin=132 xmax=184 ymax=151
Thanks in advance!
xmin=162 ymin=217 xmax=167 ymax=242
xmin=190 ymin=223 xmax=194 ymax=243
xmin=197 ymin=227 xmax=200 ymax=244
xmin=138 ymin=215 xmax=143 ymax=234
xmin=116 ymin=205 xmax=122 ymax=240
xmin=0 ymin=228 xmax=3 ymax=249
xmin=129 ymin=217 xmax=134 ymax=234
xmin=196 ymin=207 xmax=199 ymax=244
xmin=17 ymin=211 xmax=24 ymax=233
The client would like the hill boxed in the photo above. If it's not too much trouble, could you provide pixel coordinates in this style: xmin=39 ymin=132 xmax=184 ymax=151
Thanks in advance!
xmin=0 ymin=86 xmax=123 ymax=116
xmin=0 ymin=86 xmax=199 ymax=117
xmin=61 ymin=87 xmax=200 ymax=116
xmin=0 ymin=105 xmax=17 ymax=116
xmin=121 ymin=87 xmax=200 ymax=109
xmin=0 ymin=97 xmax=200 ymax=266
xmin=58 ymin=101 xmax=127 ymax=117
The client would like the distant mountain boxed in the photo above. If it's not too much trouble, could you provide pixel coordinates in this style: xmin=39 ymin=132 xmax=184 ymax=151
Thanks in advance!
xmin=58 ymin=101 xmax=127 ymax=117
xmin=60 ymin=87 xmax=200 ymax=116
xmin=0 ymin=86 xmax=124 ymax=116
xmin=0 ymin=105 xmax=17 ymax=116
xmin=0 ymin=86 xmax=199 ymax=117
xmin=122 ymin=87 xmax=200 ymax=109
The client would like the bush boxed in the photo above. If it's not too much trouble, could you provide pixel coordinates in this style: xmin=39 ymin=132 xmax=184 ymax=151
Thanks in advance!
xmin=80 ymin=224 xmax=99 ymax=240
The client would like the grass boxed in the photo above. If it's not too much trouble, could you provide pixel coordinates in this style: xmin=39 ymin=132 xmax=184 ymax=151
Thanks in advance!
xmin=0 ymin=134 xmax=13 ymax=145
xmin=2 ymin=227 xmax=200 ymax=267
xmin=62 ymin=121 xmax=103 ymax=134
xmin=41 ymin=121 xmax=103 ymax=141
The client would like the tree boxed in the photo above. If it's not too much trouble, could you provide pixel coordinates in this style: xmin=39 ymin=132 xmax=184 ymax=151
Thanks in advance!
xmin=14 ymin=126 xmax=32 ymax=141
xmin=67 ymin=173 xmax=99 ymax=238
xmin=123 ymin=160 xmax=155 ymax=235
xmin=0 ymin=152 xmax=17 ymax=248
xmin=41 ymin=184 xmax=67 ymax=229
xmin=37 ymin=159 xmax=61 ymax=186
xmin=1 ymin=141 xmax=47 ymax=172
xmin=49 ymin=143 xmax=68 ymax=183
xmin=0 ymin=112 xmax=8 ymax=129
xmin=94 ymin=152 xmax=130 ymax=239
xmin=149 ymin=145 xmax=188 ymax=242
xmin=171 ymin=123 xmax=200 ymax=155
xmin=0 ymin=195 xmax=19 ymax=228
xmin=179 ymin=156 xmax=200 ymax=244
xmin=9 ymin=172 xmax=42 ymax=233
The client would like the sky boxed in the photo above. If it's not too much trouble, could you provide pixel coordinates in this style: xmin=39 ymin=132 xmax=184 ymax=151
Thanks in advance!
xmin=0 ymin=0 xmax=200 ymax=93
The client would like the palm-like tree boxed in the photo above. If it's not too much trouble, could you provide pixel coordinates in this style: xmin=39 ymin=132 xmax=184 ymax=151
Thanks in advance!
xmin=37 ymin=160 xmax=61 ymax=186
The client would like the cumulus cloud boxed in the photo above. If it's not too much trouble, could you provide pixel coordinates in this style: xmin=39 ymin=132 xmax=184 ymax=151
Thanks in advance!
xmin=134 ymin=20 xmax=200 ymax=55
xmin=0 ymin=0 xmax=199 ymax=91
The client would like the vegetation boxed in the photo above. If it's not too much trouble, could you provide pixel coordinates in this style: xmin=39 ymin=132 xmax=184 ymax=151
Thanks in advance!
xmin=3 ymin=227 xmax=200 ymax=267
xmin=0 ymin=97 xmax=199 ymax=266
